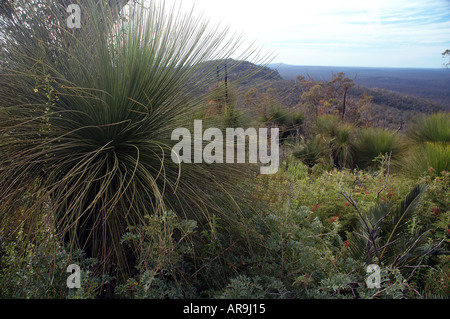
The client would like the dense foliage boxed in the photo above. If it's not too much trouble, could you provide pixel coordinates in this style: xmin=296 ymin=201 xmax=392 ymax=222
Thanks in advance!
xmin=1 ymin=159 xmax=448 ymax=298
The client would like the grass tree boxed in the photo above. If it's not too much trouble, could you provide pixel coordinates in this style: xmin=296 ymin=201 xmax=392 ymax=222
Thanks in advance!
xmin=353 ymin=127 xmax=406 ymax=170
xmin=315 ymin=115 xmax=356 ymax=169
xmin=407 ymin=112 xmax=450 ymax=144
xmin=0 ymin=0 xmax=266 ymax=276
xmin=293 ymin=134 xmax=331 ymax=168
xmin=403 ymin=112 xmax=450 ymax=177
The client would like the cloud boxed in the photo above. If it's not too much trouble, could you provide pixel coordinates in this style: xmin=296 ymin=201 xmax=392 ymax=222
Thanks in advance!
xmin=163 ymin=0 xmax=450 ymax=67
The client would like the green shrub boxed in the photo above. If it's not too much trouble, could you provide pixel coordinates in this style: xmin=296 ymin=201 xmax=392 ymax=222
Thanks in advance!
xmin=403 ymin=142 xmax=450 ymax=178
xmin=408 ymin=112 xmax=450 ymax=144
xmin=2 ymin=163 xmax=447 ymax=299
xmin=115 ymin=211 xmax=199 ymax=298
xmin=252 ymin=159 xmax=449 ymax=298
xmin=262 ymin=159 xmax=415 ymax=237
xmin=314 ymin=115 xmax=356 ymax=168
xmin=329 ymin=122 xmax=355 ymax=169
xmin=315 ymin=114 xmax=342 ymax=136
xmin=293 ymin=135 xmax=332 ymax=168
xmin=0 ymin=230 xmax=110 ymax=299
xmin=211 ymin=275 xmax=287 ymax=299
xmin=402 ymin=113 xmax=449 ymax=178
xmin=354 ymin=127 xmax=406 ymax=170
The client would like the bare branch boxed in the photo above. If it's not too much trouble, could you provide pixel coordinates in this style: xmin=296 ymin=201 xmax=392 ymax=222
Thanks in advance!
xmin=391 ymin=231 xmax=430 ymax=267
xmin=338 ymin=190 xmax=381 ymax=264
xmin=406 ymin=238 xmax=446 ymax=282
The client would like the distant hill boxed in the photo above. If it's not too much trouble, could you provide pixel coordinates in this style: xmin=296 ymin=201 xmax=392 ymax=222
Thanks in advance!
xmin=268 ymin=63 xmax=450 ymax=108
xmin=190 ymin=59 xmax=448 ymax=129
xmin=192 ymin=59 xmax=282 ymax=92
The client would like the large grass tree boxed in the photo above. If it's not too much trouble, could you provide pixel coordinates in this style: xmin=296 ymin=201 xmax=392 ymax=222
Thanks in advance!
xmin=0 ymin=0 xmax=265 ymax=276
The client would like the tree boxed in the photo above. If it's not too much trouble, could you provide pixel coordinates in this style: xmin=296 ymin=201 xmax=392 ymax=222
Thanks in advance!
xmin=296 ymin=74 xmax=315 ymax=92
xmin=353 ymin=93 xmax=373 ymax=125
xmin=326 ymin=72 xmax=354 ymax=119
xmin=301 ymin=83 xmax=326 ymax=120
xmin=205 ymin=79 xmax=241 ymax=127
xmin=443 ymin=49 xmax=450 ymax=68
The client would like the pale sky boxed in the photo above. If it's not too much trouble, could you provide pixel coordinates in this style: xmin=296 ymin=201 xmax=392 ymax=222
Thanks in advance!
xmin=163 ymin=0 xmax=450 ymax=68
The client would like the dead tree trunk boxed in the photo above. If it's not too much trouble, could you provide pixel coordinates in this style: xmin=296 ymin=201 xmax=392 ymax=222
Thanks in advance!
xmin=341 ymin=86 xmax=348 ymax=120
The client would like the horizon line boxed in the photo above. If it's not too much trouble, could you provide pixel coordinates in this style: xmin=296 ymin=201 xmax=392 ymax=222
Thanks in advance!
xmin=266 ymin=62 xmax=449 ymax=70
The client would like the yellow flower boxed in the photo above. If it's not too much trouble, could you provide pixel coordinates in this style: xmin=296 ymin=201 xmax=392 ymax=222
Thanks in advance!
xmin=34 ymin=88 xmax=38 ymax=93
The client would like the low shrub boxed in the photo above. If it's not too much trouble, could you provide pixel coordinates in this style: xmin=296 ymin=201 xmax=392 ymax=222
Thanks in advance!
xmin=407 ymin=112 xmax=450 ymax=144
xmin=354 ymin=127 xmax=406 ymax=170
xmin=403 ymin=142 xmax=450 ymax=178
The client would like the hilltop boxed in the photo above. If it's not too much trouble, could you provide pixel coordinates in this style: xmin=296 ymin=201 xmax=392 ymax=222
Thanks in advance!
xmin=192 ymin=59 xmax=283 ymax=91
